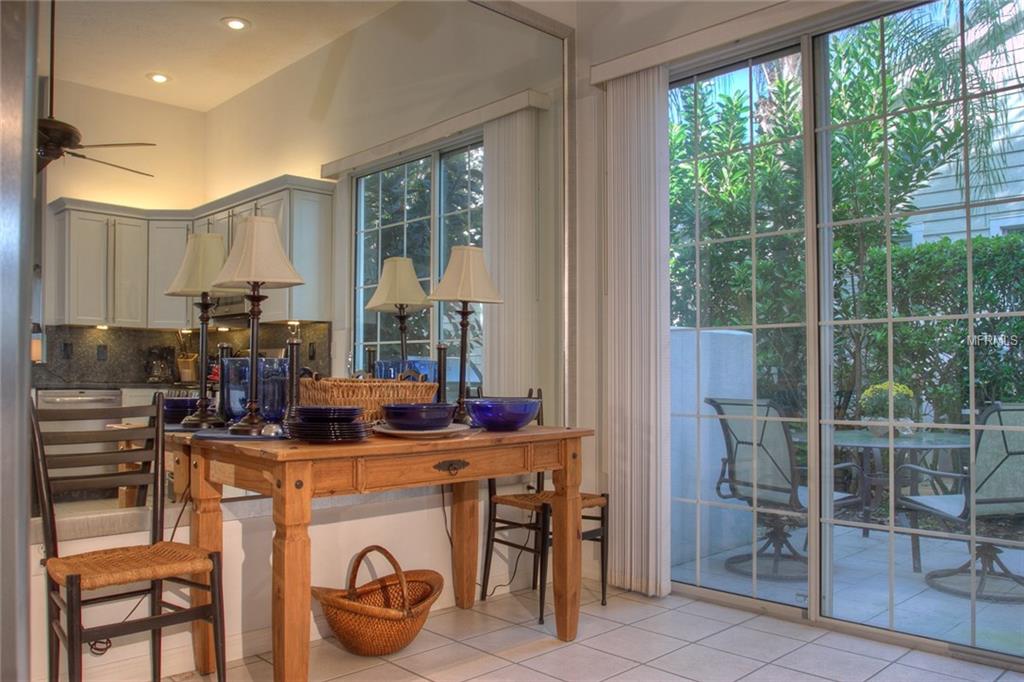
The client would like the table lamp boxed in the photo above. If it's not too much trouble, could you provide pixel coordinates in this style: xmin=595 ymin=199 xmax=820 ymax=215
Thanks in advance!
xmin=365 ymin=256 xmax=430 ymax=365
xmin=213 ymin=215 xmax=303 ymax=435
xmin=166 ymin=233 xmax=240 ymax=429
xmin=429 ymin=246 xmax=502 ymax=419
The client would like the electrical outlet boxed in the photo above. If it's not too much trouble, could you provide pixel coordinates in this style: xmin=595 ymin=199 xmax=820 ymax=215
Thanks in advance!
xmin=308 ymin=342 xmax=316 ymax=361
xmin=61 ymin=342 xmax=73 ymax=360
xmin=96 ymin=345 xmax=108 ymax=362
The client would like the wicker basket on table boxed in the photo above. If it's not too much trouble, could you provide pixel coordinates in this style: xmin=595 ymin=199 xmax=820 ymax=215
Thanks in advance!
xmin=299 ymin=377 xmax=438 ymax=423
xmin=312 ymin=545 xmax=444 ymax=656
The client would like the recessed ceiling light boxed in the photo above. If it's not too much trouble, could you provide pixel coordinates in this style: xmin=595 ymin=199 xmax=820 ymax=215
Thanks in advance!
xmin=147 ymin=72 xmax=170 ymax=84
xmin=221 ymin=17 xmax=250 ymax=30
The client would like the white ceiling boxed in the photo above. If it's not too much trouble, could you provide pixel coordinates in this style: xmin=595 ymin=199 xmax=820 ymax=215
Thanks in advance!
xmin=40 ymin=1 xmax=396 ymax=112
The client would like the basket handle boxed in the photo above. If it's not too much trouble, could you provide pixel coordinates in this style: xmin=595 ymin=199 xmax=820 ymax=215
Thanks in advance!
xmin=346 ymin=545 xmax=412 ymax=616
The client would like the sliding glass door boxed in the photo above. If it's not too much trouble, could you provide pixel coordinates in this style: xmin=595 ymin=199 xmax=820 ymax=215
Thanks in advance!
xmin=817 ymin=0 xmax=1024 ymax=657
xmin=669 ymin=0 xmax=1024 ymax=658
xmin=669 ymin=49 xmax=811 ymax=608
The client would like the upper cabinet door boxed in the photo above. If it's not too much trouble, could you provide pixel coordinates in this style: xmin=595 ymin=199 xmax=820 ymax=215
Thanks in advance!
xmin=290 ymin=190 xmax=333 ymax=321
xmin=111 ymin=217 xmax=149 ymax=328
xmin=210 ymin=209 xmax=232 ymax=251
xmin=254 ymin=192 xmax=290 ymax=322
xmin=148 ymin=220 xmax=190 ymax=329
xmin=66 ymin=211 xmax=109 ymax=326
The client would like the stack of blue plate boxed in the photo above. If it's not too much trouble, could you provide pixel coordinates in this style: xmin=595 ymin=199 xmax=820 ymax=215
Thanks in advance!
xmin=286 ymin=406 xmax=368 ymax=443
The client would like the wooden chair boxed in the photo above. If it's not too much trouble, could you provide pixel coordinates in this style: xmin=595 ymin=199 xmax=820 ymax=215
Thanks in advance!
xmin=478 ymin=388 xmax=609 ymax=623
xmin=31 ymin=394 xmax=227 ymax=682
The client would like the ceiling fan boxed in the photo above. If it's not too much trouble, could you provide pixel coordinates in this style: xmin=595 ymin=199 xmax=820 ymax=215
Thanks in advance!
xmin=37 ymin=0 xmax=156 ymax=177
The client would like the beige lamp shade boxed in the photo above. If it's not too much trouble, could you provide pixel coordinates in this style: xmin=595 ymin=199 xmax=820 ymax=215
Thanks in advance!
xmin=165 ymin=233 xmax=240 ymax=296
xmin=212 ymin=215 xmax=304 ymax=290
xmin=429 ymin=246 xmax=503 ymax=303
xmin=366 ymin=257 xmax=430 ymax=312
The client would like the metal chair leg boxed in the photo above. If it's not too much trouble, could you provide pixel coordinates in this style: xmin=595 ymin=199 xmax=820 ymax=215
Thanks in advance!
xmin=531 ymin=509 xmax=542 ymax=591
xmin=210 ymin=552 xmax=228 ymax=682
xmin=600 ymin=495 xmax=609 ymax=606
xmin=65 ymin=575 xmax=83 ymax=682
xmin=46 ymin=580 xmax=60 ymax=682
xmin=150 ymin=579 xmax=163 ymax=682
xmin=481 ymin=501 xmax=497 ymax=601
xmin=538 ymin=504 xmax=551 ymax=624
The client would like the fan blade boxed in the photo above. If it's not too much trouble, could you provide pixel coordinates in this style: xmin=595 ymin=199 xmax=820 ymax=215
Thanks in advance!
xmin=65 ymin=151 xmax=154 ymax=177
xmin=73 ymin=142 xmax=156 ymax=149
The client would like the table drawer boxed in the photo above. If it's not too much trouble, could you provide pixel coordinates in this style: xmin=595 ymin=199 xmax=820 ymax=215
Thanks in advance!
xmin=360 ymin=446 xmax=529 ymax=491
xmin=532 ymin=441 xmax=562 ymax=469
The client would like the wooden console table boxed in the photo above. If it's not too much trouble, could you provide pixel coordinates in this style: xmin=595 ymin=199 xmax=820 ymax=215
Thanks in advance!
xmin=168 ymin=425 xmax=593 ymax=682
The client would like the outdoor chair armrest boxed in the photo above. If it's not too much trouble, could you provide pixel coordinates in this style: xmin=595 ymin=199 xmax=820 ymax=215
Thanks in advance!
xmin=832 ymin=461 xmax=863 ymax=475
xmin=894 ymin=463 xmax=968 ymax=480
xmin=715 ymin=457 xmax=736 ymax=499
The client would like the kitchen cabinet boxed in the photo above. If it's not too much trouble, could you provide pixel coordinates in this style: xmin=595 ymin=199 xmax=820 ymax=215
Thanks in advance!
xmin=47 ymin=175 xmax=335 ymax=329
xmin=58 ymin=210 xmax=148 ymax=327
xmin=111 ymin=217 xmax=148 ymax=328
xmin=148 ymin=221 xmax=191 ymax=329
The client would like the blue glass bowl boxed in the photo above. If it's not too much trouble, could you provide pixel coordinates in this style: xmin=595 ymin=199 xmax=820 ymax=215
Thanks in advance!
xmin=382 ymin=403 xmax=456 ymax=431
xmin=464 ymin=398 xmax=541 ymax=431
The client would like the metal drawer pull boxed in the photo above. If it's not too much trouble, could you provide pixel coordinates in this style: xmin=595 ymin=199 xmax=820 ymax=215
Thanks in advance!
xmin=433 ymin=459 xmax=470 ymax=476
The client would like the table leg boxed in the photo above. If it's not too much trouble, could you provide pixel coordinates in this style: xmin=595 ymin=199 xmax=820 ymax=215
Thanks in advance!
xmin=450 ymin=481 xmax=479 ymax=609
xmin=272 ymin=461 xmax=313 ymax=682
xmin=551 ymin=438 xmax=582 ymax=641
xmin=189 ymin=448 xmax=223 ymax=675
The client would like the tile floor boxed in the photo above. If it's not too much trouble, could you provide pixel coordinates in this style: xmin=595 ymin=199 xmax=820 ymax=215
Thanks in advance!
xmin=165 ymin=579 xmax=1022 ymax=682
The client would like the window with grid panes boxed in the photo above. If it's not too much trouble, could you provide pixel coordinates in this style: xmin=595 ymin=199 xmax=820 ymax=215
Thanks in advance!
xmin=354 ymin=142 xmax=484 ymax=400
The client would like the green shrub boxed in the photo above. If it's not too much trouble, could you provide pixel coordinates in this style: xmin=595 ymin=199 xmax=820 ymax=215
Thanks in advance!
xmin=859 ymin=382 xmax=916 ymax=420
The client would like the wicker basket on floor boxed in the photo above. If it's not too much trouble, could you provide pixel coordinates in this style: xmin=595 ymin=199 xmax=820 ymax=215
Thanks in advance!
xmin=312 ymin=545 xmax=444 ymax=656
xmin=299 ymin=377 xmax=438 ymax=422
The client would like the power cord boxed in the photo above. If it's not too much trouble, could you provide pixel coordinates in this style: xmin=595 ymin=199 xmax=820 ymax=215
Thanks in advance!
xmin=439 ymin=484 xmax=534 ymax=598
xmin=89 ymin=469 xmax=192 ymax=656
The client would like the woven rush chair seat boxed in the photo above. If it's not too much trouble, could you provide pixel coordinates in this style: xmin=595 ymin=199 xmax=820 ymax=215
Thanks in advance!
xmin=492 ymin=490 xmax=608 ymax=512
xmin=46 ymin=541 xmax=213 ymax=590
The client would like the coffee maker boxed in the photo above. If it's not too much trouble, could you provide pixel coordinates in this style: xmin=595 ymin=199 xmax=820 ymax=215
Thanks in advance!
xmin=144 ymin=346 xmax=175 ymax=384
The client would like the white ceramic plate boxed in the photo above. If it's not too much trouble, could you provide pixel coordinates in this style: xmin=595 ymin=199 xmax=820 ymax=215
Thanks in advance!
xmin=372 ymin=423 xmax=473 ymax=439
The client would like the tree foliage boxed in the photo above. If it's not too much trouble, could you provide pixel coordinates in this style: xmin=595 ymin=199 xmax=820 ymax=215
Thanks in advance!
xmin=669 ymin=0 xmax=1024 ymax=421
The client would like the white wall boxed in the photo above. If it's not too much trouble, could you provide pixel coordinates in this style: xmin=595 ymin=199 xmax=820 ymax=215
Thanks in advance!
xmin=202 ymin=1 xmax=561 ymax=199
xmin=43 ymin=80 xmax=206 ymax=209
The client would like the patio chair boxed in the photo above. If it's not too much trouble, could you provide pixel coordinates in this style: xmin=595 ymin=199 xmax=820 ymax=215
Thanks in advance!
xmin=706 ymin=397 xmax=862 ymax=581
xmin=896 ymin=403 xmax=1024 ymax=603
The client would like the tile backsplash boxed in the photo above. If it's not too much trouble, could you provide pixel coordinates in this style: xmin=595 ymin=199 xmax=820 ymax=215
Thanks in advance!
xmin=32 ymin=322 xmax=332 ymax=388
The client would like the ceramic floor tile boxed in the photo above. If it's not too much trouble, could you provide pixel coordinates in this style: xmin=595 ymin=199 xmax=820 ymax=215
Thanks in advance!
xmin=393 ymin=642 xmax=508 ymax=682
xmin=648 ymin=643 xmax=762 ymax=682
xmin=331 ymin=661 xmax=429 ymax=681
xmin=868 ymin=663 xmax=967 ymax=681
xmin=531 ymin=612 xmax=622 ymax=641
xmin=999 ymin=673 xmax=1024 ymax=682
xmin=580 ymin=625 xmax=688 ymax=663
xmin=464 ymin=625 xmax=568 ymax=663
xmin=581 ymin=595 xmax=670 ymax=624
xmin=897 ymin=651 xmax=1003 ymax=682
xmin=632 ymin=609 xmax=734 ymax=642
xmin=469 ymin=663 xmax=561 ymax=681
xmin=774 ymin=643 xmax=888 ymax=682
xmin=425 ymin=609 xmax=512 ymax=640
xmin=384 ymin=629 xmax=453 ymax=661
xmin=741 ymin=664 xmax=830 ymax=682
xmin=169 ymin=657 xmax=275 ymax=682
xmin=521 ymin=643 xmax=638 ymax=682
xmin=698 ymin=625 xmax=805 ymax=662
xmin=676 ymin=602 xmax=758 ymax=625
xmin=302 ymin=639 xmax=383 ymax=681
xmin=741 ymin=615 xmax=825 ymax=643
xmin=617 ymin=592 xmax=694 ymax=610
xmin=605 ymin=665 xmax=692 ymax=681
xmin=815 ymin=632 xmax=909 ymax=662
xmin=475 ymin=593 xmax=552 ymax=625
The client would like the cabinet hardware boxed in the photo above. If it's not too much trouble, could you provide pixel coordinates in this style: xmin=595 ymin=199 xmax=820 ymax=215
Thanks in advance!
xmin=433 ymin=459 xmax=470 ymax=476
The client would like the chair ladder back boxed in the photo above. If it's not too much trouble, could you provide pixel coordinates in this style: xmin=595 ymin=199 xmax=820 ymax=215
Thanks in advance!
xmin=30 ymin=393 xmax=167 ymax=558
